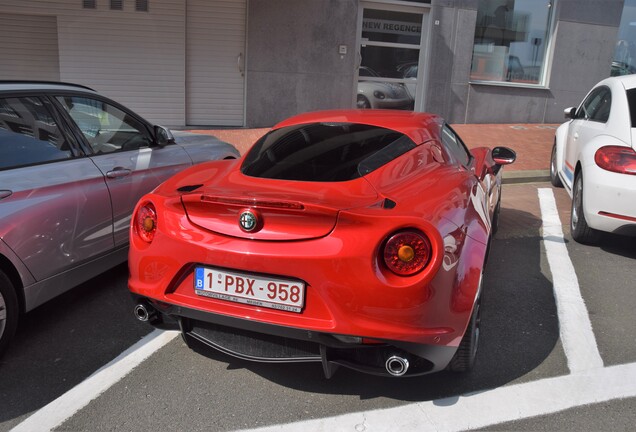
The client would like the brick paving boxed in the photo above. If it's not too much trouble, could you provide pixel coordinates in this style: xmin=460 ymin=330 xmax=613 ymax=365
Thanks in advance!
xmin=187 ymin=128 xmax=269 ymax=156
xmin=452 ymin=123 xmax=558 ymax=172
xmin=187 ymin=123 xmax=560 ymax=173
xmin=497 ymin=183 xmax=544 ymax=238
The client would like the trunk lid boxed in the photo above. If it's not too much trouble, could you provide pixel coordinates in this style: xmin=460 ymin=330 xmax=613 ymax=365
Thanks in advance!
xmin=181 ymin=170 xmax=379 ymax=241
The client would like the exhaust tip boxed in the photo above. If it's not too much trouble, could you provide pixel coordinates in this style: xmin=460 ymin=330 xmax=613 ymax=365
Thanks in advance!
xmin=134 ymin=303 xmax=155 ymax=322
xmin=385 ymin=355 xmax=409 ymax=377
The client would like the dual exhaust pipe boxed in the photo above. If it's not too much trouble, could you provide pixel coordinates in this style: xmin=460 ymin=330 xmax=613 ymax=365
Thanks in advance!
xmin=134 ymin=302 xmax=157 ymax=323
xmin=135 ymin=302 xmax=411 ymax=377
xmin=385 ymin=355 xmax=409 ymax=376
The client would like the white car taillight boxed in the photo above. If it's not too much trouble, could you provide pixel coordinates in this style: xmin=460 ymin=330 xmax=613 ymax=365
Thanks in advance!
xmin=594 ymin=146 xmax=636 ymax=175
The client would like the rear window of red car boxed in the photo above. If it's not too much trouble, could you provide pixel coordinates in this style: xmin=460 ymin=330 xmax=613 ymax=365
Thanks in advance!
xmin=241 ymin=122 xmax=416 ymax=181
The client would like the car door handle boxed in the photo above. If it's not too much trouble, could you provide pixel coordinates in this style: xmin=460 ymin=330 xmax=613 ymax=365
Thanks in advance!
xmin=106 ymin=168 xmax=132 ymax=179
xmin=0 ymin=190 xmax=12 ymax=200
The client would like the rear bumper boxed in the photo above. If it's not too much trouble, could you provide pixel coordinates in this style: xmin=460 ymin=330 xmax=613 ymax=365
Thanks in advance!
xmin=583 ymin=165 xmax=636 ymax=235
xmin=132 ymin=294 xmax=457 ymax=377
xmin=128 ymin=195 xmax=479 ymax=348
xmin=128 ymin=192 xmax=486 ymax=376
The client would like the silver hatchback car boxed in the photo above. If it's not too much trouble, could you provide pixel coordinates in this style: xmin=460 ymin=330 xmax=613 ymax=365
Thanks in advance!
xmin=0 ymin=82 xmax=239 ymax=356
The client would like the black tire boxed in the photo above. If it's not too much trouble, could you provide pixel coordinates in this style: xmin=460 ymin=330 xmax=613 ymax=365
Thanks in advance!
xmin=491 ymin=193 xmax=501 ymax=237
xmin=550 ymin=142 xmax=563 ymax=187
xmin=356 ymin=95 xmax=371 ymax=109
xmin=570 ymin=171 xmax=600 ymax=244
xmin=0 ymin=270 xmax=19 ymax=358
xmin=449 ymin=277 xmax=482 ymax=372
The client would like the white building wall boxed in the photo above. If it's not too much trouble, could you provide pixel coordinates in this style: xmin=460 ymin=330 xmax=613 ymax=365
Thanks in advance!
xmin=0 ymin=0 xmax=186 ymax=126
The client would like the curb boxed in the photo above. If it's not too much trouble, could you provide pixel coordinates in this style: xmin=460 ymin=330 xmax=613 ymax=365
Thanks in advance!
xmin=503 ymin=169 xmax=550 ymax=184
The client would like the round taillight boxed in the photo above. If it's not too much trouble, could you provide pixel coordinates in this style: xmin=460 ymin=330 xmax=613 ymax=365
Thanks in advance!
xmin=382 ymin=230 xmax=431 ymax=276
xmin=594 ymin=146 xmax=636 ymax=175
xmin=135 ymin=202 xmax=157 ymax=243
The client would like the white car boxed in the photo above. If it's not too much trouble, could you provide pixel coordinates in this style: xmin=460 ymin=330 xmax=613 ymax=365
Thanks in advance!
xmin=551 ymin=75 xmax=636 ymax=244
xmin=356 ymin=67 xmax=413 ymax=110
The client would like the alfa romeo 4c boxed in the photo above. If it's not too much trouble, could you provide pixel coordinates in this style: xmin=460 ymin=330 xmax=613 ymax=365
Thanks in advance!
xmin=128 ymin=110 xmax=515 ymax=377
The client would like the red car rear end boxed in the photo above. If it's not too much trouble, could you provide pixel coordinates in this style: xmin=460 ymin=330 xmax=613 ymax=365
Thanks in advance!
xmin=128 ymin=110 xmax=515 ymax=377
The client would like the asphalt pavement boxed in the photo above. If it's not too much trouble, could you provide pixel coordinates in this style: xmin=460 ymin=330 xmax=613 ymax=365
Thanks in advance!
xmin=3 ymin=183 xmax=635 ymax=431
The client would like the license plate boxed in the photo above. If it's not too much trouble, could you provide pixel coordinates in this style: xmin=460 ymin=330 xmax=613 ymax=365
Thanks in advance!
xmin=194 ymin=267 xmax=305 ymax=313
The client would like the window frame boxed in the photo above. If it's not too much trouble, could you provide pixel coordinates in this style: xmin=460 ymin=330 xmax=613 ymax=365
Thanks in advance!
xmin=355 ymin=2 xmax=430 ymax=111
xmin=626 ymin=88 xmax=636 ymax=128
xmin=440 ymin=123 xmax=472 ymax=168
xmin=0 ymin=94 xmax=80 ymax=171
xmin=51 ymin=92 xmax=156 ymax=156
xmin=612 ymin=0 xmax=636 ymax=77
xmin=469 ymin=0 xmax=558 ymax=89
xmin=574 ymin=86 xmax=612 ymax=123
xmin=241 ymin=122 xmax=417 ymax=182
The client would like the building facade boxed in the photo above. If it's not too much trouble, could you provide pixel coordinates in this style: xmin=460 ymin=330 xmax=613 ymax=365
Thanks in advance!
xmin=0 ymin=0 xmax=628 ymax=127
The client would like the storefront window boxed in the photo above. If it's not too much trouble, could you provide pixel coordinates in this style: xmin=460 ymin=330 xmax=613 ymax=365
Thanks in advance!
xmin=613 ymin=0 xmax=636 ymax=76
xmin=470 ymin=0 xmax=555 ymax=85
xmin=357 ymin=8 xmax=424 ymax=110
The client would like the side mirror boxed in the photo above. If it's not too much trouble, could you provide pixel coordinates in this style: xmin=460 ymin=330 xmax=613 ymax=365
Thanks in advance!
xmin=492 ymin=147 xmax=516 ymax=165
xmin=564 ymin=107 xmax=577 ymax=120
xmin=154 ymin=125 xmax=175 ymax=147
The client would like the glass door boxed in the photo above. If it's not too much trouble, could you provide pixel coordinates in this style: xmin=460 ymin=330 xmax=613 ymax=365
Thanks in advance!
xmin=356 ymin=4 xmax=430 ymax=111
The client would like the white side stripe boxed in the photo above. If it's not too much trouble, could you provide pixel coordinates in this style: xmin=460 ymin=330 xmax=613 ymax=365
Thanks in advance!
xmin=538 ymin=188 xmax=603 ymax=372
xmin=10 ymin=330 xmax=179 ymax=432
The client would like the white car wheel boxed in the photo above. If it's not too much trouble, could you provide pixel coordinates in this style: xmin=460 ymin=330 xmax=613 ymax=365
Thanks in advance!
xmin=571 ymin=171 xmax=600 ymax=244
xmin=550 ymin=142 xmax=563 ymax=187
xmin=356 ymin=95 xmax=371 ymax=109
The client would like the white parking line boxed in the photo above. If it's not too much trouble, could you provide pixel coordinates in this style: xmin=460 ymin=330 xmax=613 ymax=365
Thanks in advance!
xmin=241 ymin=362 xmax=636 ymax=432
xmin=10 ymin=329 xmax=178 ymax=432
xmin=537 ymin=188 xmax=604 ymax=372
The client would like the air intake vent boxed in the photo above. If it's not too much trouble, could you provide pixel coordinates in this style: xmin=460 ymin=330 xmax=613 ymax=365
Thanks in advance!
xmin=82 ymin=0 xmax=96 ymax=9
xmin=188 ymin=321 xmax=321 ymax=361
xmin=110 ymin=0 xmax=123 ymax=10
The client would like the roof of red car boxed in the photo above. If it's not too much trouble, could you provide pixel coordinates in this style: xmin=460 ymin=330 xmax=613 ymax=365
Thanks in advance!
xmin=273 ymin=109 xmax=443 ymax=145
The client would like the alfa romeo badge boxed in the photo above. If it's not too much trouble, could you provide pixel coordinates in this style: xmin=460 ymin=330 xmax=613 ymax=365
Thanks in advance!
xmin=239 ymin=209 xmax=258 ymax=232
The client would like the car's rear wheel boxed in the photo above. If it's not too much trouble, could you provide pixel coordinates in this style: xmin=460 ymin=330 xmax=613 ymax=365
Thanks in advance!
xmin=491 ymin=192 xmax=502 ymax=236
xmin=448 ymin=276 xmax=482 ymax=372
xmin=571 ymin=171 xmax=600 ymax=244
xmin=356 ymin=95 xmax=371 ymax=109
xmin=0 ymin=270 xmax=19 ymax=358
xmin=550 ymin=142 xmax=563 ymax=187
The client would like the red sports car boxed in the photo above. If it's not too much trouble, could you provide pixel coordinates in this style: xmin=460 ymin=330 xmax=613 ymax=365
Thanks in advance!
xmin=128 ymin=110 xmax=515 ymax=378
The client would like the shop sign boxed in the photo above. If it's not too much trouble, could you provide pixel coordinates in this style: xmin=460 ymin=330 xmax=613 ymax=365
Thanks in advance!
xmin=363 ymin=18 xmax=421 ymax=36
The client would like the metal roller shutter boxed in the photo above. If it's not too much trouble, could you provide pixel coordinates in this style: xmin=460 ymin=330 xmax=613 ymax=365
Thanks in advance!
xmin=0 ymin=13 xmax=60 ymax=81
xmin=186 ymin=0 xmax=246 ymax=126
